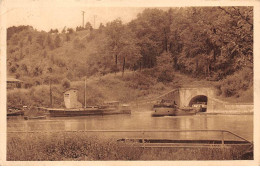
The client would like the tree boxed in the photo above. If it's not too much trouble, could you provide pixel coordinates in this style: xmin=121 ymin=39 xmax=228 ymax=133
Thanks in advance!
xmin=128 ymin=8 xmax=168 ymax=68
xmin=11 ymin=34 xmax=19 ymax=46
xmin=54 ymin=35 xmax=61 ymax=48
xmin=105 ymin=19 xmax=124 ymax=71
xmin=98 ymin=23 xmax=105 ymax=33
xmin=156 ymin=7 xmax=253 ymax=79
xmin=76 ymin=26 xmax=84 ymax=32
xmin=28 ymin=34 xmax=32 ymax=44
xmin=53 ymin=29 xmax=59 ymax=33
xmin=85 ymin=22 xmax=93 ymax=31
xmin=118 ymin=28 xmax=141 ymax=75
xmin=66 ymin=34 xmax=70 ymax=41
xmin=45 ymin=35 xmax=54 ymax=50
xmin=36 ymin=34 xmax=45 ymax=48
xmin=67 ymin=28 xmax=74 ymax=34
xmin=7 ymin=25 xmax=33 ymax=40
xmin=21 ymin=64 xmax=28 ymax=74
xmin=49 ymin=29 xmax=59 ymax=34
xmin=215 ymin=7 xmax=253 ymax=69
xmin=9 ymin=65 xmax=17 ymax=73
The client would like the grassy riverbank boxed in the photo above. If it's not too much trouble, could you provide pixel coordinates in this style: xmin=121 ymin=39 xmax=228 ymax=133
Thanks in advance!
xmin=7 ymin=132 xmax=251 ymax=161
xmin=7 ymin=69 xmax=253 ymax=112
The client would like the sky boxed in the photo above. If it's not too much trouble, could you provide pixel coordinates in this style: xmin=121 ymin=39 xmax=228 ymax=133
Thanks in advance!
xmin=3 ymin=0 xmax=256 ymax=32
xmin=4 ymin=0 xmax=146 ymax=31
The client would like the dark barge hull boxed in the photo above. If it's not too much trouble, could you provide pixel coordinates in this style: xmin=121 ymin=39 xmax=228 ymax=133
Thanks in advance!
xmin=49 ymin=108 xmax=131 ymax=117
xmin=7 ymin=110 xmax=24 ymax=116
xmin=152 ymin=107 xmax=198 ymax=117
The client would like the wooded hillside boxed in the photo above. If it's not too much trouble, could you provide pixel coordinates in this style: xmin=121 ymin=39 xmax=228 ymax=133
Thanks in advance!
xmin=7 ymin=7 xmax=253 ymax=105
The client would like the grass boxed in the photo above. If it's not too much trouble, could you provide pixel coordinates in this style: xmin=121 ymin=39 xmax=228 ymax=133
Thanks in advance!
xmin=7 ymin=132 xmax=252 ymax=161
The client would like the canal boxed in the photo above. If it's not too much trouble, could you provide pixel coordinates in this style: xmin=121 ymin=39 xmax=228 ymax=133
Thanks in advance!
xmin=7 ymin=111 xmax=253 ymax=142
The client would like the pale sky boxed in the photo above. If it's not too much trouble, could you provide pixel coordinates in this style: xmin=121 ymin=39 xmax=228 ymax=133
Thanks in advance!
xmin=3 ymin=0 xmax=256 ymax=32
xmin=4 ymin=0 xmax=146 ymax=31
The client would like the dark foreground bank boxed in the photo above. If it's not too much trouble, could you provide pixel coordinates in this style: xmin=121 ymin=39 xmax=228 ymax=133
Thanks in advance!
xmin=7 ymin=132 xmax=252 ymax=161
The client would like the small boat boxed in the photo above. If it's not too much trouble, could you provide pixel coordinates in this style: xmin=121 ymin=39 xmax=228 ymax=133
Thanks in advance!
xmin=152 ymin=100 xmax=199 ymax=117
xmin=7 ymin=107 xmax=24 ymax=116
xmin=24 ymin=115 xmax=47 ymax=120
xmin=192 ymin=102 xmax=207 ymax=112
xmin=152 ymin=100 xmax=176 ymax=117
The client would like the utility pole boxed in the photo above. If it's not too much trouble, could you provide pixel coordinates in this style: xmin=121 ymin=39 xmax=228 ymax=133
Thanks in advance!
xmin=93 ymin=15 xmax=97 ymax=29
xmin=82 ymin=11 xmax=85 ymax=28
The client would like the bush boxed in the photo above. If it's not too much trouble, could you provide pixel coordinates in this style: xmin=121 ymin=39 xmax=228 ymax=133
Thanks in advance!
xmin=157 ymin=70 xmax=174 ymax=83
xmin=61 ymin=78 xmax=71 ymax=89
xmin=7 ymin=84 xmax=65 ymax=108
xmin=73 ymin=38 xmax=85 ymax=49
xmin=153 ymin=82 xmax=165 ymax=91
xmin=7 ymin=89 xmax=30 ymax=107
xmin=30 ymin=85 xmax=52 ymax=107
xmin=222 ymin=85 xmax=237 ymax=97
xmin=218 ymin=67 xmax=253 ymax=97
xmin=71 ymin=81 xmax=105 ymax=105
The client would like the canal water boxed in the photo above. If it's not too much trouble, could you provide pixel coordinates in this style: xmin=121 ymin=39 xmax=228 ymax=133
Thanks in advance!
xmin=7 ymin=111 xmax=253 ymax=142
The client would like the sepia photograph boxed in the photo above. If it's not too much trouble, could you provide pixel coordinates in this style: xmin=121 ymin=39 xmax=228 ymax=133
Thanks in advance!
xmin=1 ymin=0 xmax=259 ymax=166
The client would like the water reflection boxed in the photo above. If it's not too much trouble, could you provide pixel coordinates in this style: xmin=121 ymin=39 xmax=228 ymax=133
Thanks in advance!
xmin=7 ymin=111 xmax=253 ymax=141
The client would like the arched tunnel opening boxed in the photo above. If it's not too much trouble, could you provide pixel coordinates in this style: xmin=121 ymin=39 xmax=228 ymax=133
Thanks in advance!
xmin=188 ymin=95 xmax=208 ymax=112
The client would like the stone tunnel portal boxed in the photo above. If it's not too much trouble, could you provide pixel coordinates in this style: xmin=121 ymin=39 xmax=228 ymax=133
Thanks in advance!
xmin=188 ymin=95 xmax=208 ymax=112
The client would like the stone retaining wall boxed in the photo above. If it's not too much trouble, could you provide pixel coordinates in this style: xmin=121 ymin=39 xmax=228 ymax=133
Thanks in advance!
xmin=207 ymin=97 xmax=253 ymax=113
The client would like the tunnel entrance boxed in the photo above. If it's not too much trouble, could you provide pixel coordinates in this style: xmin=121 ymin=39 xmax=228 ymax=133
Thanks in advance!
xmin=188 ymin=95 xmax=208 ymax=112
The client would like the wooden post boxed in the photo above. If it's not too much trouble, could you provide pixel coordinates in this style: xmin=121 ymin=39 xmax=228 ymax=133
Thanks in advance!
xmin=142 ymin=131 xmax=145 ymax=148
xmin=221 ymin=131 xmax=225 ymax=159
xmin=115 ymin=54 xmax=118 ymax=73
xmin=122 ymin=56 xmax=125 ymax=76
xmin=84 ymin=77 xmax=86 ymax=108
xmin=221 ymin=131 xmax=224 ymax=145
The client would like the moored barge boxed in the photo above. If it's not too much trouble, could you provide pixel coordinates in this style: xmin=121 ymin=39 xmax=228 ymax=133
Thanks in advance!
xmin=48 ymin=88 xmax=131 ymax=117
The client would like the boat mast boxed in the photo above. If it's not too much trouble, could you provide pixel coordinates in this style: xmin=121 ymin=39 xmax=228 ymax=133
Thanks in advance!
xmin=49 ymin=80 xmax=52 ymax=108
xmin=84 ymin=77 xmax=86 ymax=108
